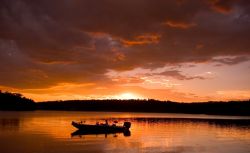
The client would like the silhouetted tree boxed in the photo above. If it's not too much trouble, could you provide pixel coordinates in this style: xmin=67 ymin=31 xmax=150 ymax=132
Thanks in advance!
xmin=0 ymin=91 xmax=35 ymax=110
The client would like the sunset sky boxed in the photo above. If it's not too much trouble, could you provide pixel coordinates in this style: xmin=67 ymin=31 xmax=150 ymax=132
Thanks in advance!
xmin=0 ymin=0 xmax=250 ymax=102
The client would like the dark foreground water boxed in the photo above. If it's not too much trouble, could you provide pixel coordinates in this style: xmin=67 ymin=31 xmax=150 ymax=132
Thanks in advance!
xmin=0 ymin=111 xmax=250 ymax=153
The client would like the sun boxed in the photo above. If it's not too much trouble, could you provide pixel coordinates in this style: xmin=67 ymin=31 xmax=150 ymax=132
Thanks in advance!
xmin=118 ymin=92 xmax=141 ymax=100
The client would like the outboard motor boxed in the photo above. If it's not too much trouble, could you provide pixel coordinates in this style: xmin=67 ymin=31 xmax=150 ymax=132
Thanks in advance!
xmin=123 ymin=122 xmax=131 ymax=129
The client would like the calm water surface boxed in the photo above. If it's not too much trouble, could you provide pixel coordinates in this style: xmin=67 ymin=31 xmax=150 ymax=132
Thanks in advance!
xmin=0 ymin=111 xmax=250 ymax=153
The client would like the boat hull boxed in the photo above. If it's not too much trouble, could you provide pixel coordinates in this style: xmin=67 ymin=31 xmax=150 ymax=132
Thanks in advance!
xmin=72 ymin=121 xmax=130 ymax=133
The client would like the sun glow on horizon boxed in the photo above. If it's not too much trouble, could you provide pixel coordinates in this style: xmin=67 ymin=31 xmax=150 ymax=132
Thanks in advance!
xmin=117 ymin=92 xmax=143 ymax=100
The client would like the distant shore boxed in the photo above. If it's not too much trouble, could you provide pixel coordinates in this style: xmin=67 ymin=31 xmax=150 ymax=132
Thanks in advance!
xmin=36 ymin=99 xmax=250 ymax=116
xmin=1 ymin=91 xmax=250 ymax=116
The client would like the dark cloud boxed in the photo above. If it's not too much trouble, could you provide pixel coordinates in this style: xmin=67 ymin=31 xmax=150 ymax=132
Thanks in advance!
xmin=212 ymin=56 xmax=250 ymax=65
xmin=156 ymin=70 xmax=206 ymax=80
xmin=0 ymin=0 xmax=250 ymax=89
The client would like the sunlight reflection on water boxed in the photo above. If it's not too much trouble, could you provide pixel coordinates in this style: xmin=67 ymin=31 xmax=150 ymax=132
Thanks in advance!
xmin=0 ymin=111 xmax=250 ymax=153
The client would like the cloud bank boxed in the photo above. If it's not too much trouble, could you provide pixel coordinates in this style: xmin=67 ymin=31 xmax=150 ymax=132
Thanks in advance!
xmin=0 ymin=0 xmax=249 ymax=101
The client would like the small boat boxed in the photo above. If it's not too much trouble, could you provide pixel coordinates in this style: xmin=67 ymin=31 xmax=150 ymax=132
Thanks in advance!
xmin=71 ymin=120 xmax=131 ymax=133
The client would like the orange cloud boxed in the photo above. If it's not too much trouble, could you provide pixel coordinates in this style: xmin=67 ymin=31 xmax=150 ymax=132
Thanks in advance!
xmin=111 ymin=77 xmax=144 ymax=84
xmin=122 ymin=34 xmax=161 ymax=46
xmin=209 ymin=0 xmax=235 ymax=14
xmin=164 ymin=21 xmax=196 ymax=29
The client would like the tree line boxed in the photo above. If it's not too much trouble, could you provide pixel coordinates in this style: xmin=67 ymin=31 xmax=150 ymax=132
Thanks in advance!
xmin=38 ymin=99 xmax=250 ymax=116
xmin=0 ymin=91 xmax=250 ymax=116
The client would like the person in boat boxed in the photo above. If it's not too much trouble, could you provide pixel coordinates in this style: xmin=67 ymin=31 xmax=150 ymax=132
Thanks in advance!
xmin=80 ymin=121 xmax=85 ymax=124
xmin=112 ymin=121 xmax=118 ymax=126
xmin=95 ymin=120 xmax=108 ymax=126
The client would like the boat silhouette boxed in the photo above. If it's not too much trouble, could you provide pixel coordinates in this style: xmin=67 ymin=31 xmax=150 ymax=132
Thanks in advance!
xmin=71 ymin=120 xmax=131 ymax=137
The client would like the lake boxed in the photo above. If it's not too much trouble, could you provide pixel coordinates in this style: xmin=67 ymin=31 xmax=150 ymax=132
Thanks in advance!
xmin=0 ymin=111 xmax=250 ymax=153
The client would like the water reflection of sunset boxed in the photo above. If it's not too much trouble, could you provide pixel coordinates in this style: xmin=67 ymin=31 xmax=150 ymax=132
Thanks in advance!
xmin=12 ymin=112 xmax=250 ymax=148
xmin=1 ymin=111 xmax=250 ymax=153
